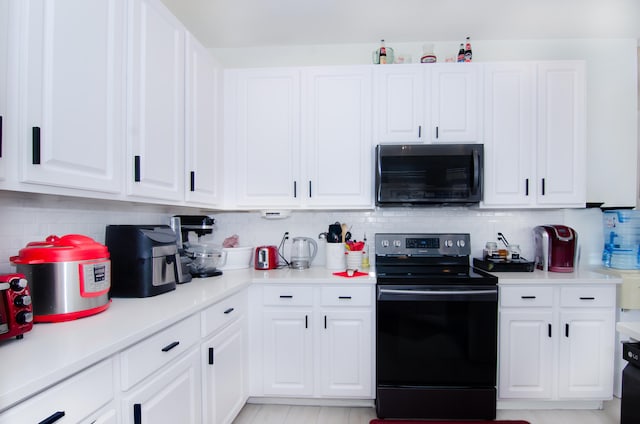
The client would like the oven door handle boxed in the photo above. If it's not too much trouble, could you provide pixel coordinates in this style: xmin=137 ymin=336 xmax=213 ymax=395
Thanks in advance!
xmin=379 ymin=288 xmax=496 ymax=296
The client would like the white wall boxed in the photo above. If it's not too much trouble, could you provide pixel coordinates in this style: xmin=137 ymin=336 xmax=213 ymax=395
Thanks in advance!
xmin=213 ymin=38 xmax=639 ymax=208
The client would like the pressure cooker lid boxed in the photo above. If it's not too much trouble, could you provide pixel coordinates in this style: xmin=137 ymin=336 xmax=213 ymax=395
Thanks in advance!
xmin=11 ymin=234 xmax=110 ymax=264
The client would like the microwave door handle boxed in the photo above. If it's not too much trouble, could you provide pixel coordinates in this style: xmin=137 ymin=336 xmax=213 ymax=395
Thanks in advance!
xmin=472 ymin=149 xmax=480 ymax=195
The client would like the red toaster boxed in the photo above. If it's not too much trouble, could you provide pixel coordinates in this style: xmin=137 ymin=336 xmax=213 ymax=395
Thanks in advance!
xmin=0 ymin=273 xmax=34 ymax=341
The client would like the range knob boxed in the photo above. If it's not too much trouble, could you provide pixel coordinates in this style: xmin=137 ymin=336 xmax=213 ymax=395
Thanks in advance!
xmin=444 ymin=239 xmax=454 ymax=248
xmin=14 ymin=295 xmax=32 ymax=307
xmin=457 ymin=239 xmax=466 ymax=248
xmin=9 ymin=277 xmax=28 ymax=292
xmin=16 ymin=311 xmax=33 ymax=325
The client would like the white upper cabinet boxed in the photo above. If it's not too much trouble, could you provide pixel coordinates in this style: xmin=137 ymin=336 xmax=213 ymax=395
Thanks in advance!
xmin=225 ymin=66 xmax=373 ymax=209
xmin=481 ymin=61 xmax=586 ymax=208
xmin=373 ymin=63 xmax=482 ymax=144
xmin=535 ymin=61 xmax=586 ymax=207
xmin=16 ymin=0 xmax=126 ymax=193
xmin=185 ymin=33 xmax=221 ymax=206
xmin=0 ymin=0 xmax=9 ymax=182
xmin=227 ymin=68 xmax=301 ymax=208
xmin=302 ymin=66 xmax=373 ymax=208
xmin=126 ymin=0 xmax=185 ymax=202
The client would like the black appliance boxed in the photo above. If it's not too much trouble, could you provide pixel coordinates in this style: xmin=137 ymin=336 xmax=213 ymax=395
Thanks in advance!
xmin=375 ymin=143 xmax=483 ymax=206
xmin=105 ymin=225 xmax=182 ymax=297
xmin=622 ymin=341 xmax=640 ymax=424
xmin=375 ymin=233 xmax=498 ymax=420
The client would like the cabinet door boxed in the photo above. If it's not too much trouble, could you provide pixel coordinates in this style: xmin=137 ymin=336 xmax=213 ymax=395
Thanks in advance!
xmin=482 ymin=63 xmax=536 ymax=207
xmin=202 ymin=319 xmax=246 ymax=424
xmin=320 ymin=309 xmax=373 ymax=397
xmin=303 ymin=67 xmax=373 ymax=207
xmin=536 ymin=61 xmax=586 ymax=206
xmin=498 ymin=309 xmax=553 ymax=399
xmin=429 ymin=64 xmax=481 ymax=142
xmin=558 ymin=309 xmax=615 ymax=399
xmin=185 ymin=33 xmax=220 ymax=206
xmin=18 ymin=0 xmax=125 ymax=193
xmin=127 ymin=0 xmax=185 ymax=201
xmin=122 ymin=348 xmax=201 ymax=424
xmin=262 ymin=309 xmax=313 ymax=396
xmin=229 ymin=68 xmax=300 ymax=207
xmin=373 ymin=65 xmax=425 ymax=142
xmin=0 ymin=0 xmax=8 ymax=181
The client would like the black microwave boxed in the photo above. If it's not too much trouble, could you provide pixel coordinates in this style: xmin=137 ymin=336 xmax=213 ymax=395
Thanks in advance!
xmin=375 ymin=143 xmax=483 ymax=206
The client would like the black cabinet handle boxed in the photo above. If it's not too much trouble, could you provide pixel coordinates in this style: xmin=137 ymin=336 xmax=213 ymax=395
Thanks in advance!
xmin=134 ymin=404 xmax=142 ymax=424
xmin=305 ymin=315 xmax=308 ymax=329
xmin=32 ymin=127 xmax=41 ymax=164
xmin=418 ymin=125 xmax=422 ymax=138
xmin=435 ymin=126 xmax=439 ymax=139
xmin=548 ymin=323 xmax=552 ymax=338
xmin=224 ymin=307 xmax=234 ymax=314
xmin=338 ymin=296 xmax=352 ymax=300
xmin=565 ymin=323 xmax=570 ymax=338
xmin=209 ymin=347 xmax=214 ymax=365
xmin=279 ymin=295 xmax=293 ymax=299
xmin=134 ymin=155 xmax=141 ymax=182
xmin=293 ymin=181 xmax=297 ymax=198
xmin=38 ymin=411 xmax=65 ymax=424
xmin=521 ymin=296 xmax=536 ymax=299
xmin=579 ymin=297 xmax=595 ymax=300
xmin=525 ymin=178 xmax=529 ymax=196
xmin=324 ymin=315 xmax=327 ymax=329
xmin=309 ymin=180 xmax=312 ymax=198
xmin=161 ymin=341 xmax=179 ymax=352
xmin=541 ymin=178 xmax=546 ymax=195
xmin=0 ymin=116 xmax=3 ymax=158
xmin=190 ymin=171 xmax=195 ymax=191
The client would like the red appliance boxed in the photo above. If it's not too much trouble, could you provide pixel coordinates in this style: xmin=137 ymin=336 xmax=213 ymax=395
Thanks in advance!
xmin=11 ymin=234 xmax=111 ymax=322
xmin=0 ymin=273 xmax=34 ymax=341
xmin=533 ymin=225 xmax=578 ymax=272
xmin=254 ymin=246 xmax=279 ymax=270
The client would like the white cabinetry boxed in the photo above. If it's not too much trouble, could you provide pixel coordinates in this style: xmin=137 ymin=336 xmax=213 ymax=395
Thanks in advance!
xmin=201 ymin=290 xmax=247 ymax=424
xmin=0 ymin=359 xmax=115 ymax=424
xmin=482 ymin=61 xmax=586 ymax=208
xmin=498 ymin=284 xmax=615 ymax=401
xmin=251 ymin=284 xmax=374 ymax=399
xmin=373 ymin=64 xmax=482 ymax=143
xmin=126 ymin=0 xmax=185 ymax=202
xmin=15 ymin=0 xmax=126 ymax=193
xmin=225 ymin=66 xmax=373 ymax=209
xmin=0 ymin=0 xmax=9 ymax=181
xmin=185 ymin=33 xmax=222 ymax=206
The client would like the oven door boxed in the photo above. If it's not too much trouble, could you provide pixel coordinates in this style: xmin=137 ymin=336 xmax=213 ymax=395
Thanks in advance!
xmin=376 ymin=284 xmax=498 ymax=388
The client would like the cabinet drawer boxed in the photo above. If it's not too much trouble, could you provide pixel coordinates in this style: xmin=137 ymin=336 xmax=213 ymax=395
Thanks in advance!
xmin=500 ymin=286 xmax=554 ymax=307
xmin=320 ymin=286 xmax=372 ymax=307
xmin=120 ymin=313 xmax=200 ymax=390
xmin=560 ymin=286 xmax=615 ymax=307
xmin=0 ymin=359 xmax=113 ymax=424
xmin=202 ymin=289 xmax=246 ymax=337
xmin=263 ymin=285 xmax=313 ymax=306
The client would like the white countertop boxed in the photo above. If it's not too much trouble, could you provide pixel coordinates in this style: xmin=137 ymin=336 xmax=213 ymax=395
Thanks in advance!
xmin=491 ymin=266 xmax=622 ymax=285
xmin=617 ymin=322 xmax=640 ymax=340
xmin=0 ymin=267 xmax=375 ymax=412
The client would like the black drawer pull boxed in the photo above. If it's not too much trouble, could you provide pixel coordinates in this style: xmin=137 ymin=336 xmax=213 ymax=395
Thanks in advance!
xmin=338 ymin=296 xmax=352 ymax=299
xmin=224 ymin=307 xmax=234 ymax=314
xmin=134 ymin=404 xmax=142 ymax=424
xmin=579 ymin=297 xmax=595 ymax=300
xmin=521 ymin=296 xmax=536 ymax=299
xmin=134 ymin=155 xmax=141 ymax=182
xmin=32 ymin=127 xmax=41 ymax=164
xmin=548 ymin=323 xmax=552 ymax=338
xmin=39 ymin=411 xmax=65 ymax=424
xmin=161 ymin=341 xmax=180 ymax=352
xmin=209 ymin=347 xmax=214 ymax=365
xmin=279 ymin=295 xmax=293 ymax=299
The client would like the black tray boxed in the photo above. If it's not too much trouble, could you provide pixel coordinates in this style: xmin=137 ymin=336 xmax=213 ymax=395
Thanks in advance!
xmin=473 ymin=257 xmax=535 ymax=272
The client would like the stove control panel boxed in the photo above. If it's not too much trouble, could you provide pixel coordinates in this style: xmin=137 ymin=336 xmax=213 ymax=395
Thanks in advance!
xmin=375 ymin=233 xmax=471 ymax=257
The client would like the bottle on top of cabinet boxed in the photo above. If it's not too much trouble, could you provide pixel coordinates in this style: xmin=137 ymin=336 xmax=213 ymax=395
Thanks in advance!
xmin=379 ymin=39 xmax=388 ymax=64
xmin=464 ymin=37 xmax=472 ymax=62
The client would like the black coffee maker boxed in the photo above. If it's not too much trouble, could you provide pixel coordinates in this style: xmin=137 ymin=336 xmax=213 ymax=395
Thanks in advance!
xmin=169 ymin=215 xmax=216 ymax=282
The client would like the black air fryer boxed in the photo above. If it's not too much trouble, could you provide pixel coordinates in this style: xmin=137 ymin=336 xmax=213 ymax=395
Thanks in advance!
xmin=105 ymin=225 xmax=182 ymax=297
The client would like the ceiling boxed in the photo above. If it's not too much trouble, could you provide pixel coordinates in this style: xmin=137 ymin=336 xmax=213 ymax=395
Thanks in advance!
xmin=159 ymin=0 xmax=640 ymax=49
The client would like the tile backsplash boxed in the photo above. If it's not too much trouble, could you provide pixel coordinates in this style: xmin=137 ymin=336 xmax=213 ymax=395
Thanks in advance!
xmin=0 ymin=191 xmax=606 ymax=273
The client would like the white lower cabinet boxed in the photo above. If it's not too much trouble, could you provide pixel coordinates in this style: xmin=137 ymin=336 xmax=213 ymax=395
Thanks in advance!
xmin=252 ymin=284 xmax=374 ymax=399
xmin=121 ymin=348 xmax=202 ymax=424
xmin=498 ymin=284 xmax=616 ymax=401
xmin=0 ymin=359 xmax=115 ymax=424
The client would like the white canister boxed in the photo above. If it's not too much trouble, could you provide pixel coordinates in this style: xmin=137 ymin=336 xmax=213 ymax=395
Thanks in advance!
xmin=325 ymin=243 xmax=346 ymax=270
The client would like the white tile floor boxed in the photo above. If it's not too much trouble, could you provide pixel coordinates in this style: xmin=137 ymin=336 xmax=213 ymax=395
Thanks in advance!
xmin=233 ymin=398 xmax=621 ymax=424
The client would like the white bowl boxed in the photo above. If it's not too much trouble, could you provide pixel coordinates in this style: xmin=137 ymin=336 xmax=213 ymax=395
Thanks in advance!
xmin=219 ymin=246 xmax=254 ymax=270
